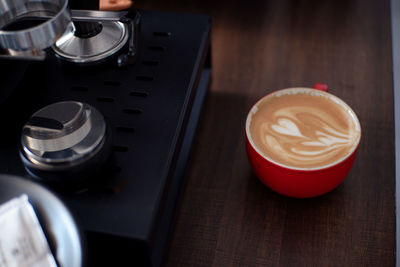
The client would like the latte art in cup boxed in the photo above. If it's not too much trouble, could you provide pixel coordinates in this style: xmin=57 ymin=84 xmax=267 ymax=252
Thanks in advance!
xmin=248 ymin=88 xmax=361 ymax=169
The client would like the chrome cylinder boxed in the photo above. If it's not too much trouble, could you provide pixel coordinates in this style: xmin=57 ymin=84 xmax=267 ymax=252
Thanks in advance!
xmin=0 ymin=0 xmax=71 ymax=51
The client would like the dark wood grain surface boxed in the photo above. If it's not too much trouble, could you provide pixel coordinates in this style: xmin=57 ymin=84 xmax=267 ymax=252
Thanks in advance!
xmin=135 ymin=0 xmax=395 ymax=266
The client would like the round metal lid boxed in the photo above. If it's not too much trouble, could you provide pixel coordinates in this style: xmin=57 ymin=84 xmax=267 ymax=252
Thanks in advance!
xmin=21 ymin=101 xmax=106 ymax=170
xmin=52 ymin=20 xmax=128 ymax=63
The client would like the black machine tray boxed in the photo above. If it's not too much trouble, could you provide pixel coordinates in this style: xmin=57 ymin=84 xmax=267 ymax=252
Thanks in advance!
xmin=0 ymin=10 xmax=211 ymax=266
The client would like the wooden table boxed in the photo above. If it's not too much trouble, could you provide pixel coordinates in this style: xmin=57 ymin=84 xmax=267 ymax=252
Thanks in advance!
xmin=135 ymin=0 xmax=395 ymax=266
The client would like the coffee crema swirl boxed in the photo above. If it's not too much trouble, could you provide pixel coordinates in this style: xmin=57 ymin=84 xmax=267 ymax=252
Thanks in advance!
xmin=249 ymin=90 xmax=360 ymax=169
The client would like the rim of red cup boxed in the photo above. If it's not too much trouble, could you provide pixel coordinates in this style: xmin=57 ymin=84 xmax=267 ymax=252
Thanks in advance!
xmin=245 ymin=87 xmax=362 ymax=171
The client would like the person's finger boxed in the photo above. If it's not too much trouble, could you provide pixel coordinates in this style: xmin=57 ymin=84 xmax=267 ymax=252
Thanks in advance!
xmin=100 ymin=0 xmax=133 ymax=11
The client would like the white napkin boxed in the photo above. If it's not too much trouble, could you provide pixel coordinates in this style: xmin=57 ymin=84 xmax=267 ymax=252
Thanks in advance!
xmin=0 ymin=195 xmax=57 ymax=267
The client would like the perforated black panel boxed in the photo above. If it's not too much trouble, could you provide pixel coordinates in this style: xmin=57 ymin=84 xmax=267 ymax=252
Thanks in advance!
xmin=0 ymin=10 xmax=211 ymax=266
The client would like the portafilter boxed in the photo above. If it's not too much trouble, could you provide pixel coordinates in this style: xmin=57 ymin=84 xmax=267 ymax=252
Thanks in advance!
xmin=0 ymin=0 xmax=140 ymax=64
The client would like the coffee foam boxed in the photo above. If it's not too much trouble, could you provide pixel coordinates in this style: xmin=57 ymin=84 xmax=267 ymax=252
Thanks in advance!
xmin=247 ymin=88 xmax=361 ymax=170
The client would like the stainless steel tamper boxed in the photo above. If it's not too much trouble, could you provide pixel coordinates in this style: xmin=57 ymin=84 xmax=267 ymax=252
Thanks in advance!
xmin=20 ymin=101 xmax=112 ymax=187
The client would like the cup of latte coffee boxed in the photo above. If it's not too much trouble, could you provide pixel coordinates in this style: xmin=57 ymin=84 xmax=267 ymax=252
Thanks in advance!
xmin=245 ymin=87 xmax=361 ymax=198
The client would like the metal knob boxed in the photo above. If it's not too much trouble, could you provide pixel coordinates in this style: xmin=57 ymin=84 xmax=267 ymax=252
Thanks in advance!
xmin=21 ymin=101 xmax=107 ymax=172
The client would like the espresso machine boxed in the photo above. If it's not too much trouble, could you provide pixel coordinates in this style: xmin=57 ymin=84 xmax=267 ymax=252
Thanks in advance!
xmin=0 ymin=0 xmax=211 ymax=266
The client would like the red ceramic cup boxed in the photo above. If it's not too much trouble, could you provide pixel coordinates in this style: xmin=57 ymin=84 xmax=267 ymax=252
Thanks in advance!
xmin=245 ymin=86 xmax=361 ymax=198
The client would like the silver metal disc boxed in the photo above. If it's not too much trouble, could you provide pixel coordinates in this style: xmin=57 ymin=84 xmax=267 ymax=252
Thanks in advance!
xmin=52 ymin=21 xmax=128 ymax=63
